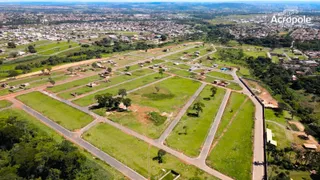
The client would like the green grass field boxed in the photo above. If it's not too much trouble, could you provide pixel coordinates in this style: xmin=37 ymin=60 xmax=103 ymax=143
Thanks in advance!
xmin=117 ymin=59 xmax=164 ymax=72
xmin=17 ymin=91 xmax=94 ymax=130
xmin=57 ymin=69 xmax=155 ymax=99
xmin=213 ymin=93 xmax=247 ymax=142
xmin=102 ymin=76 xmax=202 ymax=139
xmin=166 ymin=86 xmax=226 ymax=157
xmin=84 ymin=123 xmax=218 ymax=180
xmin=206 ymin=71 xmax=233 ymax=80
xmin=0 ymin=108 xmax=126 ymax=179
xmin=7 ymin=71 xmax=65 ymax=86
xmin=49 ymin=74 xmax=103 ymax=93
xmin=163 ymin=62 xmax=191 ymax=70
xmin=207 ymin=99 xmax=254 ymax=180
xmin=72 ymin=73 xmax=167 ymax=107
xmin=244 ymin=51 xmax=267 ymax=58
xmin=0 ymin=100 xmax=12 ymax=109
xmin=168 ymin=68 xmax=196 ymax=78
xmin=266 ymin=122 xmax=291 ymax=149
xmin=166 ymin=46 xmax=208 ymax=61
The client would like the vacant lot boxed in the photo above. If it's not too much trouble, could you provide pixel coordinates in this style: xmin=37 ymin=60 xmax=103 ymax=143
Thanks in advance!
xmin=206 ymin=71 xmax=233 ymax=80
xmin=59 ymin=69 xmax=154 ymax=99
xmin=162 ymin=62 xmax=190 ymax=70
xmin=166 ymin=86 xmax=226 ymax=157
xmin=207 ymin=99 xmax=254 ymax=180
xmin=17 ymin=91 xmax=94 ymax=130
xmin=213 ymin=92 xmax=247 ymax=142
xmin=0 ymin=100 xmax=12 ymax=109
xmin=117 ymin=59 xmax=164 ymax=72
xmin=84 ymin=123 xmax=217 ymax=179
xmin=168 ymin=68 xmax=196 ymax=78
xmin=49 ymin=74 xmax=103 ymax=93
xmin=73 ymin=73 xmax=167 ymax=107
xmin=103 ymin=76 xmax=202 ymax=138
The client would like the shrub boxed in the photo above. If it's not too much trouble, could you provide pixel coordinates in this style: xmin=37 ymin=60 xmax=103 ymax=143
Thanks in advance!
xmin=148 ymin=112 xmax=167 ymax=126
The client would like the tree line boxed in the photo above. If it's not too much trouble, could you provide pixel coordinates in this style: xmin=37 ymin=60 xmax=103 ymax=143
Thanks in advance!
xmin=0 ymin=115 xmax=102 ymax=180
xmin=245 ymin=56 xmax=320 ymax=140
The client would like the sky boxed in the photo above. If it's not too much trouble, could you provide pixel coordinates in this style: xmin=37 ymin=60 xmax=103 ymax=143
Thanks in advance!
xmin=1 ymin=0 xmax=320 ymax=2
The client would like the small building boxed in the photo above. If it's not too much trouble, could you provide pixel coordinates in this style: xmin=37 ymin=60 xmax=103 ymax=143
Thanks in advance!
xmin=266 ymin=128 xmax=277 ymax=146
xmin=86 ymin=82 xmax=98 ymax=88
xmin=1 ymin=83 xmax=8 ymax=88
xmin=125 ymin=72 xmax=132 ymax=76
xmin=19 ymin=83 xmax=30 ymax=88
xmin=303 ymin=143 xmax=317 ymax=150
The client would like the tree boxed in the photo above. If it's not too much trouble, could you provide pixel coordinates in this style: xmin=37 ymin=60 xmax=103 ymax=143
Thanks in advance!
xmin=95 ymin=93 xmax=113 ymax=108
xmin=7 ymin=42 xmax=16 ymax=48
xmin=159 ymin=68 xmax=165 ymax=77
xmin=153 ymin=149 xmax=166 ymax=164
xmin=160 ymin=34 xmax=167 ymax=41
xmin=107 ymin=67 xmax=112 ymax=73
xmin=210 ymin=86 xmax=217 ymax=97
xmin=193 ymin=101 xmax=205 ymax=117
xmin=48 ymin=78 xmax=55 ymax=86
xmin=28 ymin=45 xmax=37 ymax=53
xmin=122 ymin=98 xmax=132 ymax=109
xmin=118 ymin=89 xmax=127 ymax=98
xmin=67 ymin=67 xmax=74 ymax=74
xmin=0 ymin=60 xmax=3 ymax=65
xmin=9 ymin=52 xmax=18 ymax=58
xmin=47 ymin=67 xmax=52 ymax=74
xmin=7 ymin=70 xmax=19 ymax=77
xmin=155 ymin=86 xmax=160 ymax=93
xmin=125 ymin=66 xmax=130 ymax=71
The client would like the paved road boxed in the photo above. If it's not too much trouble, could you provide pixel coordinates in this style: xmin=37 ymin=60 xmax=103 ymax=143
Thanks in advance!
xmin=196 ymin=89 xmax=231 ymax=162
xmin=284 ymin=53 xmax=292 ymax=61
xmin=231 ymin=69 xmax=266 ymax=180
xmin=156 ymin=83 xmax=206 ymax=144
xmin=9 ymin=98 xmax=147 ymax=180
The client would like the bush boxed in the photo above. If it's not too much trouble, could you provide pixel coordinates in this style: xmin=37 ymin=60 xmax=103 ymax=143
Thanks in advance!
xmin=148 ymin=112 xmax=167 ymax=126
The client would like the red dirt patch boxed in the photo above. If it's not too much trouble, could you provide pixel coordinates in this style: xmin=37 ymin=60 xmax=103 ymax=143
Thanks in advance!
xmin=243 ymin=79 xmax=278 ymax=108
xmin=129 ymin=104 xmax=158 ymax=125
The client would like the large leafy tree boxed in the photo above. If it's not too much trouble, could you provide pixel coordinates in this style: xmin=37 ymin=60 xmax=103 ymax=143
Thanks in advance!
xmin=193 ymin=101 xmax=205 ymax=117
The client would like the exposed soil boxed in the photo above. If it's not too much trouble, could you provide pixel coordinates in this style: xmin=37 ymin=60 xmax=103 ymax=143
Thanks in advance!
xmin=129 ymin=104 xmax=158 ymax=125
xmin=288 ymin=121 xmax=305 ymax=132
xmin=243 ymin=79 xmax=278 ymax=108
xmin=292 ymin=131 xmax=320 ymax=151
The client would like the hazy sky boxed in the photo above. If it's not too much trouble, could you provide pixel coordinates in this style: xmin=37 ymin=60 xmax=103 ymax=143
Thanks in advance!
xmin=1 ymin=0 xmax=320 ymax=2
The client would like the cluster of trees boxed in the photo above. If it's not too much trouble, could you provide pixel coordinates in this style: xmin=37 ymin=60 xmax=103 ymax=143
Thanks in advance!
xmin=94 ymin=89 xmax=132 ymax=111
xmin=28 ymin=45 xmax=37 ymax=53
xmin=246 ymin=56 xmax=320 ymax=140
xmin=267 ymin=143 xmax=320 ymax=176
xmin=291 ymin=76 xmax=320 ymax=95
xmin=216 ymin=48 xmax=245 ymax=63
xmin=239 ymin=36 xmax=292 ymax=48
xmin=0 ymin=116 xmax=98 ymax=179
xmin=295 ymin=40 xmax=320 ymax=51
xmin=7 ymin=42 xmax=16 ymax=48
